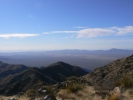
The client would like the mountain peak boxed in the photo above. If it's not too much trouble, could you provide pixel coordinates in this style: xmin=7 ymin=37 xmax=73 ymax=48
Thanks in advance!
xmin=109 ymin=48 xmax=122 ymax=51
xmin=57 ymin=61 xmax=66 ymax=64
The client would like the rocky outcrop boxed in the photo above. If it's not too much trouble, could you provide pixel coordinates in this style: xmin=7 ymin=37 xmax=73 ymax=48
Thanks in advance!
xmin=82 ymin=55 xmax=133 ymax=87
xmin=44 ymin=94 xmax=57 ymax=100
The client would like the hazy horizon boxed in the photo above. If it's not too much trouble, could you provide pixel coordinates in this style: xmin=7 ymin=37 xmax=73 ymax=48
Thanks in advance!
xmin=0 ymin=48 xmax=133 ymax=52
xmin=1 ymin=48 xmax=133 ymax=70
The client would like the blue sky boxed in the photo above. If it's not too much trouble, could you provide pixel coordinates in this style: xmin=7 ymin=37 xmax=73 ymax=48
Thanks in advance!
xmin=0 ymin=0 xmax=133 ymax=51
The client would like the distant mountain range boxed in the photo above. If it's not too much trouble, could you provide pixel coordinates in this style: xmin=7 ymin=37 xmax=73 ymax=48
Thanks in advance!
xmin=50 ymin=48 xmax=133 ymax=57
xmin=0 ymin=48 xmax=133 ymax=70
xmin=0 ymin=61 xmax=88 ymax=95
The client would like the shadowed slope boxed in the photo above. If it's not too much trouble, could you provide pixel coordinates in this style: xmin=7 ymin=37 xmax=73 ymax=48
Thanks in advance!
xmin=0 ymin=61 xmax=88 ymax=95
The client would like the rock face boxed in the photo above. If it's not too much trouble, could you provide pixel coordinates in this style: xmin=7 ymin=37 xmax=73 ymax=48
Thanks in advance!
xmin=82 ymin=55 xmax=133 ymax=87
xmin=0 ymin=61 xmax=89 ymax=95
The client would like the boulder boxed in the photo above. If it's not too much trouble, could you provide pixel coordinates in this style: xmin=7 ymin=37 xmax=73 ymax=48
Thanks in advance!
xmin=44 ymin=94 xmax=57 ymax=100
xmin=8 ymin=97 xmax=16 ymax=100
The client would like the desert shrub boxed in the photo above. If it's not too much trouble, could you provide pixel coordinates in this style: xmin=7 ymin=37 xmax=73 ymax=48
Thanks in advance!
xmin=115 ymin=74 xmax=133 ymax=88
xmin=109 ymin=93 xmax=120 ymax=100
xmin=45 ymin=86 xmax=56 ymax=95
xmin=25 ymin=89 xmax=36 ymax=97
xmin=67 ymin=76 xmax=79 ymax=81
xmin=66 ymin=82 xmax=83 ymax=93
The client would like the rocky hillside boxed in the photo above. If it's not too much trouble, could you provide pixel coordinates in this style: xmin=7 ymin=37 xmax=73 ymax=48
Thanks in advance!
xmin=82 ymin=55 xmax=133 ymax=87
xmin=0 ymin=61 xmax=29 ymax=78
xmin=0 ymin=61 xmax=88 ymax=95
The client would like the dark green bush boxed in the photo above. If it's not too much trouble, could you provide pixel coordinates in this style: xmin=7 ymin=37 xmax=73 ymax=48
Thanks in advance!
xmin=45 ymin=86 xmax=56 ymax=95
xmin=67 ymin=76 xmax=79 ymax=81
xmin=25 ymin=89 xmax=37 ymax=97
xmin=115 ymin=74 xmax=133 ymax=88
xmin=66 ymin=82 xmax=83 ymax=93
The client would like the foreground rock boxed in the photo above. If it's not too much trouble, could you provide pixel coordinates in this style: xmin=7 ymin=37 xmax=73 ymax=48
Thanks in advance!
xmin=44 ymin=94 xmax=57 ymax=100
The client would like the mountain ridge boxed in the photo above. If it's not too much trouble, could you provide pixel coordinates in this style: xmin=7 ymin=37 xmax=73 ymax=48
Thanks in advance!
xmin=82 ymin=54 xmax=133 ymax=87
xmin=0 ymin=61 xmax=29 ymax=78
xmin=0 ymin=61 xmax=88 ymax=95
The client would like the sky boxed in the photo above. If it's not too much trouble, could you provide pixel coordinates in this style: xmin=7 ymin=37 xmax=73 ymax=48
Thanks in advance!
xmin=0 ymin=0 xmax=133 ymax=51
